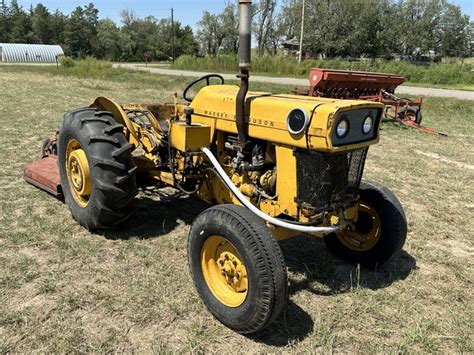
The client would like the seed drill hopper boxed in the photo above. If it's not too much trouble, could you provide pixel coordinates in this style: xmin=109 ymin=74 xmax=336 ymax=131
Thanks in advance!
xmin=294 ymin=68 xmax=442 ymax=135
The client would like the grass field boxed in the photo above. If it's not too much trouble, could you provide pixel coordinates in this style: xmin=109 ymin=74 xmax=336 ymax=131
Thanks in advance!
xmin=0 ymin=65 xmax=473 ymax=352
xmin=171 ymin=55 xmax=474 ymax=91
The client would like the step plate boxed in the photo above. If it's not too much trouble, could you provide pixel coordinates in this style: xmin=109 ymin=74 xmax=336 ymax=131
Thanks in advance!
xmin=23 ymin=156 xmax=63 ymax=198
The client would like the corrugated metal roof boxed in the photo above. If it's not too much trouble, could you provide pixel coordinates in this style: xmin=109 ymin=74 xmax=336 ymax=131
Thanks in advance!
xmin=0 ymin=43 xmax=64 ymax=63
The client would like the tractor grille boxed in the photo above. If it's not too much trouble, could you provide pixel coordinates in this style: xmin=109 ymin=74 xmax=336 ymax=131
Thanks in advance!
xmin=295 ymin=148 xmax=368 ymax=212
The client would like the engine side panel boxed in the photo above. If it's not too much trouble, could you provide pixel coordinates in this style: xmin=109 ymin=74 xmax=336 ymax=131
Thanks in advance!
xmin=190 ymin=85 xmax=384 ymax=152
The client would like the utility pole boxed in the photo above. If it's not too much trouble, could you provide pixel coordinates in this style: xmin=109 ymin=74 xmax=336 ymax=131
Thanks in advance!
xmin=298 ymin=0 xmax=305 ymax=64
xmin=171 ymin=8 xmax=175 ymax=63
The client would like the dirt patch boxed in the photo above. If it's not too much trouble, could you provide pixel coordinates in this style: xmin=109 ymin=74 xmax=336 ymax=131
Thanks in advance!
xmin=441 ymin=240 xmax=474 ymax=260
xmin=414 ymin=150 xmax=474 ymax=170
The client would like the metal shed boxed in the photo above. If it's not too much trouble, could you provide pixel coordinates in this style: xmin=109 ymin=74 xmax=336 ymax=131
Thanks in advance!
xmin=0 ymin=43 xmax=64 ymax=63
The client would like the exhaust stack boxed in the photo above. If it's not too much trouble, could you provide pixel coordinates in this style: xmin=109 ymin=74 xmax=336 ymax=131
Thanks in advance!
xmin=238 ymin=0 xmax=252 ymax=69
xmin=236 ymin=0 xmax=252 ymax=150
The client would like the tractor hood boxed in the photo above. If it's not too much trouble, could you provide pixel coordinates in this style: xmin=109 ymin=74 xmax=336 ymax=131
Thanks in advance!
xmin=190 ymin=85 xmax=384 ymax=152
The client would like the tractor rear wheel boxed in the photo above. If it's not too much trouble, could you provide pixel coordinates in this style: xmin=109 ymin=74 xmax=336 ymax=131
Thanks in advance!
xmin=188 ymin=204 xmax=288 ymax=334
xmin=58 ymin=108 xmax=138 ymax=230
xmin=324 ymin=181 xmax=407 ymax=268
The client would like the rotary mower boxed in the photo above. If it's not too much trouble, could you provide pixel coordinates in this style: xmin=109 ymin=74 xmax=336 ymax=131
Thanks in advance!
xmin=23 ymin=0 xmax=407 ymax=334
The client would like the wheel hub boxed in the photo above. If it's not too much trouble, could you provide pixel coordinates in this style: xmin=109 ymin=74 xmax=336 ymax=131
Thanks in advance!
xmin=66 ymin=140 xmax=91 ymax=207
xmin=217 ymin=252 xmax=246 ymax=292
xmin=201 ymin=236 xmax=248 ymax=307
xmin=337 ymin=202 xmax=381 ymax=251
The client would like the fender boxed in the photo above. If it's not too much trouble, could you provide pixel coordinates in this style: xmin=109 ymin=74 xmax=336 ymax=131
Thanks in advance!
xmin=91 ymin=96 xmax=139 ymax=142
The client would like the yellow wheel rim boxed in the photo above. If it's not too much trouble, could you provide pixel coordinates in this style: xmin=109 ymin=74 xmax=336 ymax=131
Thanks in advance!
xmin=66 ymin=139 xmax=91 ymax=208
xmin=337 ymin=202 xmax=381 ymax=252
xmin=201 ymin=235 xmax=248 ymax=307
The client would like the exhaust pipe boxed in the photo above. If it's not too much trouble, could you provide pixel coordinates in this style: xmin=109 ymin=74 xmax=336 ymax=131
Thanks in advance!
xmin=236 ymin=0 xmax=252 ymax=151
xmin=238 ymin=0 xmax=252 ymax=70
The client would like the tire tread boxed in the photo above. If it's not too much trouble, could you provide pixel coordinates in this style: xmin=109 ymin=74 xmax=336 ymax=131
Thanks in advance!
xmin=58 ymin=107 xmax=137 ymax=230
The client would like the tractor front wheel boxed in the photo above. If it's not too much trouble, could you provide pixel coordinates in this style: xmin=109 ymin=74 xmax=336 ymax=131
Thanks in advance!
xmin=188 ymin=204 xmax=288 ymax=334
xmin=324 ymin=181 xmax=407 ymax=268
xmin=58 ymin=108 xmax=138 ymax=230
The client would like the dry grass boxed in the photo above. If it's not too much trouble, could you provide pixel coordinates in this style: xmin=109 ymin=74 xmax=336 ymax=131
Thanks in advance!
xmin=0 ymin=66 xmax=473 ymax=353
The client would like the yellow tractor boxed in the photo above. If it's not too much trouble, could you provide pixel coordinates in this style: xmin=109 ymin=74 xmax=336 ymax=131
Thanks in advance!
xmin=25 ymin=0 xmax=407 ymax=334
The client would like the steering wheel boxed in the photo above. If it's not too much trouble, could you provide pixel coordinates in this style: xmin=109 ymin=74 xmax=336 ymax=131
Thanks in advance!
xmin=183 ymin=74 xmax=225 ymax=102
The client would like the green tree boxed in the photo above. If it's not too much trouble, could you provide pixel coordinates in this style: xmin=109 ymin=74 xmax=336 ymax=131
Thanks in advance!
xmin=174 ymin=23 xmax=200 ymax=57
xmin=64 ymin=4 xmax=99 ymax=58
xmin=30 ymin=3 xmax=51 ymax=44
xmin=118 ymin=11 xmax=198 ymax=61
xmin=437 ymin=3 xmax=470 ymax=57
xmin=95 ymin=18 xmax=121 ymax=60
xmin=49 ymin=10 xmax=67 ymax=46
xmin=275 ymin=0 xmax=301 ymax=43
xmin=197 ymin=11 xmax=224 ymax=56
xmin=399 ymin=0 xmax=444 ymax=55
xmin=84 ymin=3 xmax=99 ymax=52
xmin=344 ymin=0 xmax=383 ymax=57
xmin=377 ymin=0 xmax=404 ymax=57
xmin=120 ymin=11 xmax=158 ymax=61
xmin=8 ymin=0 xmax=32 ymax=43
xmin=0 ymin=0 xmax=11 ymax=42
xmin=253 ymin=0 xmax=277 ymax=54
xmin=64 ymin=6 xmax=88 ymax=57
xmin=221 ymin=2 xmax=239 ymax=54
xmin=470 ymin=22 xmax=474 ymax=57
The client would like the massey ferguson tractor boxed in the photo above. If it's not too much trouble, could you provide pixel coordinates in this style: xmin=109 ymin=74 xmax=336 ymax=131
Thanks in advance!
xmin=24 ymin=0 xmax=407 ymax=334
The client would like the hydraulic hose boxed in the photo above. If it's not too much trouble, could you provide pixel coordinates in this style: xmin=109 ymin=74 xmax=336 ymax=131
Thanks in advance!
xmin=201 ymin=147 xmax=345 ymax=234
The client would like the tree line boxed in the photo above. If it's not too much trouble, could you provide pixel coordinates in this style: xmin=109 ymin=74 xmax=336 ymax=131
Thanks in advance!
xmin=0 ymin=0 xmax=471 ymax=61
xmin=0 ymin=0 xmax=198 ymax=61
xmin=198 ymin=0 xmax=472 ymax=58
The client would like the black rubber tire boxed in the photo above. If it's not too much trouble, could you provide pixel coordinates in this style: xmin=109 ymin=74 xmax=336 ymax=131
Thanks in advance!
xmin=406 ymin=107 xmax=422 ymax=124
xmin=324 ymin=180 xmax=407 ymax=268
xmin=188 ymin=204 xmax=288 ymax=334
xmin=58 ymin=107 xmax=138 ymax=230
xmin=41 ymin=138 xmax=49 ymax=158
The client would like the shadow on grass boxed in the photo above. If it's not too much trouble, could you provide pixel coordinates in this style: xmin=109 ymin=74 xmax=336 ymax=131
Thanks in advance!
xmin=248 ymin=301 xmax=314 ymax=346
xmin=281 ymin=236 xmax=417 ymax=296
xmin=102 ymin=188 xmax=416 ymax=347
xmin=250 ymin=237 xmax=416 ymax=347
xmin=102 ymin=186 xmax=209 ymax=240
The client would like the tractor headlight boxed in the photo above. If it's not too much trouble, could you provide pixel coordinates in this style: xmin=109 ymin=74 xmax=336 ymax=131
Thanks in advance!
xmin=287 ymin=108 xmax=310 ymax=135
xmin=336 ymin=119 xmax=349 ymax=138
xmin=331 ymin=108 xmax=381 ymax=147
xmin=362 ymin=116 xmax=373 ymax=134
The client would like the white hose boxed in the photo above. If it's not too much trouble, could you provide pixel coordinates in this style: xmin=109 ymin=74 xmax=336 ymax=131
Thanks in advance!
xmin=201 ymin=147 xmax=345 ymax=234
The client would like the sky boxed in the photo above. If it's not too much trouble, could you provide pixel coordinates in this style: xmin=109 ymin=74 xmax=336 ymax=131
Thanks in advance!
xmin=16 ymin=0 xmax=474 ymax=28
xmin=15 ymin=0 xmax=230 ymax=27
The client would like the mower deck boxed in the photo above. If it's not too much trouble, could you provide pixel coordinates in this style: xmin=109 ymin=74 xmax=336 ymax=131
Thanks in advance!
xmin=23 ymin=155 xmax=62 ymax=198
